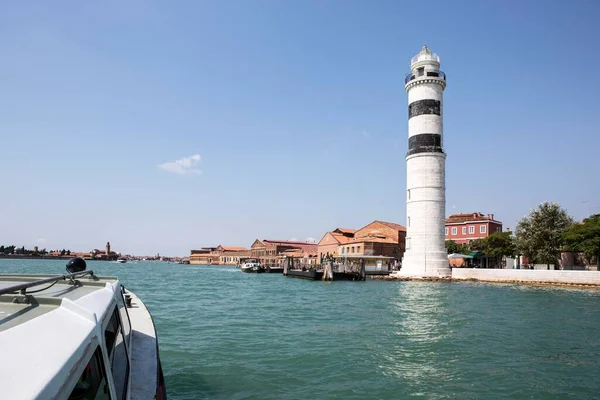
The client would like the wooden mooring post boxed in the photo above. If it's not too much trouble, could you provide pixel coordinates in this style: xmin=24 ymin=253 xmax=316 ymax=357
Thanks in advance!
xmin=322 ymin=261 xmax=334 ymax=281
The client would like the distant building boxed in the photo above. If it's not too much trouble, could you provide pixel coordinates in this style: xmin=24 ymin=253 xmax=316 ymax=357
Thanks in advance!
xmin=215 ymin=245 xmax=249 ymax=265
xmin=445 ymin=212 xmax=503 ymax=244
xmin=250 ymin=239 xmax=318 ymax=267
xmin=189 ymin=248 xmax=211 ymax=264
xmin=189 ymin=246 xmax=249 ymax=265
xmin=335 ymin=221 xmax=407 ymax=261
xmin=317 ymin=228 xmax=356 ymax=262
xmin=90 ymin=243 xmax=118 ymax=261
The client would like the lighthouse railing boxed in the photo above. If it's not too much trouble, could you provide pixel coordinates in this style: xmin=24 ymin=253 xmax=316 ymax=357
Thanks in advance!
xmin=405 ymin=70 xmax=446 ymax=84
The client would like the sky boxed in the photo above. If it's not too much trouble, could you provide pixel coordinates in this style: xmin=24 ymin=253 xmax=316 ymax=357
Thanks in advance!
xmin=1 ymin=1 xmax=599 ymax=256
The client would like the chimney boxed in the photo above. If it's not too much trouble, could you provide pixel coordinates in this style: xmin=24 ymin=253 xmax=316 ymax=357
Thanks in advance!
xmin=490 ymin=214 xmax=494 ymax=220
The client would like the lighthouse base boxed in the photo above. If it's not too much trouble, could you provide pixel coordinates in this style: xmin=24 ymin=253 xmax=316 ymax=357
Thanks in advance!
xmin=395 ymin=251 xmax=451 ymax=278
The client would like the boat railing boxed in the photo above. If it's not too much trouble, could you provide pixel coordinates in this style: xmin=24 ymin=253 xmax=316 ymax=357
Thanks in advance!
xmin=0 ymin=270 xmax=96 ymax=296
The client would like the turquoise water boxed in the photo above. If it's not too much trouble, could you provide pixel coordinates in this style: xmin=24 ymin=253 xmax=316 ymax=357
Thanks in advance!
xmin=2 ymin=259 xmax=600 ymax=399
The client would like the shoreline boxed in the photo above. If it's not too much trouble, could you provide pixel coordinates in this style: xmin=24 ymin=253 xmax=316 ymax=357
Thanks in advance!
xmin=370 ymin=275 xmax=600 ymax=290
xmin=0 ymin=255 xmax=117 ymax=261
xmin=0 ymin=255 xmax=74 ymax=260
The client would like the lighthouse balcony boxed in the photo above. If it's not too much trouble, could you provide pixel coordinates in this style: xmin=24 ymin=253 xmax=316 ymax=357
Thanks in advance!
xmin=405 ymin=70 xmax=446 ymax=84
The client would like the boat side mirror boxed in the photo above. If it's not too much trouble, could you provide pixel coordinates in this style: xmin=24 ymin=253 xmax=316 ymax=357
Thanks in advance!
xmin=66 ymin=257 xmax=87 ymax=273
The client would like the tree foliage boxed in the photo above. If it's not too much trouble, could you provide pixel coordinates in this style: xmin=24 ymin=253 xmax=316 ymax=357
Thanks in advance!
xmin=515 ymin=202 xmax=574 ymax=269
xmin=483 ymin=231 xmax=516 ymax=258
xmin=482 ymin=231 xmax=516 ymax=267
xmin=469 ymin=238 xmax=487 ymax=251
xmin=562 ymin=214 xmax=600 ymax=264
xmin=445 ymin=240 xmax=469 ymax=254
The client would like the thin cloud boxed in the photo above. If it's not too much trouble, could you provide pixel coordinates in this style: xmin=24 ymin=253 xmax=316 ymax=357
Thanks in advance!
xmin=361 ymin=131 xmax=372 ymax=139
xmin=158 ymin=154 xmax=202 ymax=175
xmin=36 ymin=238 xmax=46 ymax=244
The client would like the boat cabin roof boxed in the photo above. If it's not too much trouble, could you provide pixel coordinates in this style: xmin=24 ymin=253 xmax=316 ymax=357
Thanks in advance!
xmin=0 ymin=273 xmax=117 ymax=332
xmin=0 ymin=272 xmax=128 ymax=399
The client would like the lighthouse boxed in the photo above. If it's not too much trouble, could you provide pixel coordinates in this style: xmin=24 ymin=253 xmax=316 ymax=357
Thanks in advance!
xmin=399 ymin=45 xmax=451 ymax=277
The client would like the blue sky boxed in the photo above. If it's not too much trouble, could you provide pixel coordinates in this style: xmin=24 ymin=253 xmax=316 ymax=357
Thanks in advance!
xmin=1 ymin=1 xmax=599 ymax=256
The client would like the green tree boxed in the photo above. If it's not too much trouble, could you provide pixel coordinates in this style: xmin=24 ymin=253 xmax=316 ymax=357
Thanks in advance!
xmin=562 ymin=214 xmax=600 ymax=265
xmin=468 ymin=238 xmax=487 ymax=252
xmin=445 ymin=240 xmax=460 ymax=254
xmin=515 ymin=202 xmax=574 ymax=270
xmin=445 ymin=240 xmax=470 ymax=255
xmin=484 ymin=231 xmax=516 ymax=268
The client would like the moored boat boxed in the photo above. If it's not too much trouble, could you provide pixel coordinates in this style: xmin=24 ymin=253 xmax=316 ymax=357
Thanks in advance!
xmin=0 ymin=257 xmax=166 ymax=399
xmin=240 ymin=259 xmax=265 ymax=273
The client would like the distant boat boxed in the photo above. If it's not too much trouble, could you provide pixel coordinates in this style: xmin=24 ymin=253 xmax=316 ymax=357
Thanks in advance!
xmin=116 ymin=258 xmax=127 ymax=263
xmin=240 ymin=259 xmax=264 ymax=273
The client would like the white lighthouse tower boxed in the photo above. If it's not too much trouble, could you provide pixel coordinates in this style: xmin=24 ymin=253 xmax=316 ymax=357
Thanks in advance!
xmin=399 ymin=45 xmax=451 ymax=278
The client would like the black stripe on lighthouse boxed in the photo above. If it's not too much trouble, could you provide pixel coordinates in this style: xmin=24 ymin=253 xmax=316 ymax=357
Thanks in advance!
xmin=408 ymin=99 xmax=441 ymax=119
xmin=407 ymin=134 xmax=443 ymax=156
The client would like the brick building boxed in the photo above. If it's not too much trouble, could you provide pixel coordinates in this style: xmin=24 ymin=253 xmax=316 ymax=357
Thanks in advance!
xmin=250 ymin=239 xmax=318 ymax=266
xmin=189 ymin=248 xmax=217 ymax=265
xmin=317 ymin=228 xmax=355 ymax=262
xmin=190 ymin=246 xmax=248 ymax=265
xmin=335 ymin=221 xmax=407 ymax=261
xmin=445 ymin=212 xmax=503 ymax=245
xmin=215 ymin=245 xmax=249 ymax=265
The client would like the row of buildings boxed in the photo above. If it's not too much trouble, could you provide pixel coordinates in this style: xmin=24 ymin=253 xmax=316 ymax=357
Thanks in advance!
xmin=190 ymin=212 xmax=503 ymax=268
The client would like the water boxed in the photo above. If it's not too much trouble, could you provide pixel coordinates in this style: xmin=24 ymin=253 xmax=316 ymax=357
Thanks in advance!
xmin=2 ymin=259 xmax=600 ymax=399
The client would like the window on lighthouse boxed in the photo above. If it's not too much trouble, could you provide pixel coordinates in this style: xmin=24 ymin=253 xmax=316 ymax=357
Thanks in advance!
xmin=417 ymin=67 xmax=424 ymax=77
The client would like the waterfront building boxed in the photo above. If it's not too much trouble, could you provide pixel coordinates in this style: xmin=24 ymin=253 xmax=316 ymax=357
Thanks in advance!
xmin=215 ymin=245 xmax=249 ymax=265
xmin=280 ymin=248 xmax=319 ymax=267
xmin=445 ymin=212 xmax=503 ymax=245
xmin=190 ymin=247 xmax=218 ymax=265
xmin=336 ymin=221 xmax=406 ymax=261
xmin=90 ymin=242 xmax=119 ymax=261
xmin=189 ymin=246 xmax=248 ymax=265
xmin=317 ymin=228 xmax=355 ymax=262
xmin=399 ymin=45 xmax=451 ymax=277
xmin=250 ymin=239 xmax=318 ymax=267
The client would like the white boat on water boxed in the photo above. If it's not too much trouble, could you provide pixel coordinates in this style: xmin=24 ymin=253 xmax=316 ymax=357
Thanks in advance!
xmin=116 ymin=257 xmax=127 ymax=263
xmin=0 ymin=257 xmax=166 ymax=400
xmin=240 ymin=259 xmax=264 ymax=273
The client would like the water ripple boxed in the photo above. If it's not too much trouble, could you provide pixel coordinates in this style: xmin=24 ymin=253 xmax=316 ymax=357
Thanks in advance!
xmin=2 ymin=261 xmax=600 ymax=399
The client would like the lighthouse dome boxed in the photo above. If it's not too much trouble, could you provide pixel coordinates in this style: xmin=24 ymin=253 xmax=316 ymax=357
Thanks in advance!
xmin=411 ymin=45 xmax=440 ymax=66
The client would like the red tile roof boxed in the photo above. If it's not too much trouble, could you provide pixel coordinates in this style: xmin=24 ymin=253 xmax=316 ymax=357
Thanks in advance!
xmin=263 ymin=240 xmax=317 ymax=250
xmin=332 ymin=233 xmax=353 ymax=244
xmin=446 ymin=213 xmax=498 ymax=224
xmin=219 ymin=246 xmax=248 ymax=252
xmin=375 ymin=221 xmax=407 ymax=232
xmin=334 ymin=228 xmax=356 ymax=234
xmin=347 ymin=237 xmax=398 ymax=244
xmin=281 ymin=248 xmax=318 ymax=257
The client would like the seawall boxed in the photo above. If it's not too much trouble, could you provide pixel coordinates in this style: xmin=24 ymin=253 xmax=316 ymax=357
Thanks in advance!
xmin=451 ymin=268 xmax=600 ymax=287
